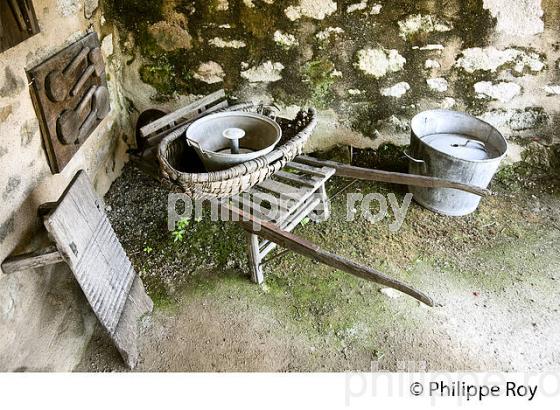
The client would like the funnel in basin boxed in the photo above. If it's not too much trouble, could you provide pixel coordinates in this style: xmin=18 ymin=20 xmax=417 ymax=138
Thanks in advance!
xmin=186 ymin=112 xmax=282 ymax=171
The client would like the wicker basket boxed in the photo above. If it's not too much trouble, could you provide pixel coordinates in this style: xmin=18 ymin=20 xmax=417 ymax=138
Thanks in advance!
xmin=157 ymin=103 xmax=317 ymax=199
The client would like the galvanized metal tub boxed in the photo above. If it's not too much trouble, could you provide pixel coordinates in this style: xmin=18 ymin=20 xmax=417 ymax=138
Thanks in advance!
xmin=407 ymin=109 xmax=507 ymax=216
xmin=186 ymin=111 xmax=282 ymax=171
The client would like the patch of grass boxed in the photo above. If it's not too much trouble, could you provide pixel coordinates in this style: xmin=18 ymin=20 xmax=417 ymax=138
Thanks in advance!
xmin=171 ymin=217 xmax=190 ymax=242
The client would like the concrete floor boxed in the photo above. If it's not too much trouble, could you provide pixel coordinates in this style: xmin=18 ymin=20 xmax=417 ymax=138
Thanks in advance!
xmin=77 ymin=163 xmax=560 ymax=372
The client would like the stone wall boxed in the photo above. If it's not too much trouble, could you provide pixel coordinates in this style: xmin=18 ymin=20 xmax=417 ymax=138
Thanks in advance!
xmin=0 ymin=0 xmax=131 ymax=371
xmin=106 ymin=0 xmax=559 ymax=164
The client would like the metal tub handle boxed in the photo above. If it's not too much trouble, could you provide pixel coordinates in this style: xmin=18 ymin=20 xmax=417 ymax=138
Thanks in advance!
xmin=403 ymin=149 xmax=425 ymax=164
xmin=186 ymin=137 xmax=206 ymax=155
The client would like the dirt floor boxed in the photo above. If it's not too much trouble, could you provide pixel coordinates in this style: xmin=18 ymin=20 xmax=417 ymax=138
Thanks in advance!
xmin=77 ymin=156 xmax=560 ymax=372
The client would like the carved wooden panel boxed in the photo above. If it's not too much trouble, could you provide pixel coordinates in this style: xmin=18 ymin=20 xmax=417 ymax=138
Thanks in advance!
xmin=26 ymin=32 xmax=111 ymax=173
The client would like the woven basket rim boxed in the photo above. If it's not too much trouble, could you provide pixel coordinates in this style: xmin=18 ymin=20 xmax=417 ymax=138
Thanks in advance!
xmin=157 ymin=104 xmax=317 ymax=184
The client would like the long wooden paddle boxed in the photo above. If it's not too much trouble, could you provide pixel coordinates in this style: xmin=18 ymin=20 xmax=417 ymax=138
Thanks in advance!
xmin=225 ymin=204 xmax=434 ymax=307
xmin=295 ymin=155 xmax=491 ymax=197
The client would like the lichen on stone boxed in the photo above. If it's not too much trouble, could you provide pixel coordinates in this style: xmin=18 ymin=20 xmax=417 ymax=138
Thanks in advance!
xmin=139 ymin=57 xmax=176 ymax=94
xmin=193 ymin=61 xmax=226 ymax=84
xmin=285 ymin=0 xmax=337 ymax=21
xmin=101 ymin=34 xmax=114 ymax=57
xmin=241 ymin=61 xmax=285 ymax=83
xmin=148 ymin=19 xmax=192 ymax=51
xmin=441 ymin=97 xmax=456 ymax=109
xmin=474 ymin=81 xmax=521 ymax=103
xmin=424 ymin=59 xmax=441 ymax=69
xmin=84 ymin=0 xmax=99 ymax=18
xmin=315 ymin=27 xmax=344 ymax=41
xmin=301 ymin=59 xmax=338 ymax=107
xmin=208 ymin=37 xmax=246 ymax=48
xmin=455 ymin=47 xmax=544 ymax=74
xmin=369 ymin=3 xmax=382 ymax=14
xmin=273 ymin=31 xmax=299 ymax=49
xmin=398 ymin=14 xmax=452 ymax=40
xmin=355 ymin=48 xmax=406 ymax=79
xmin=413 ymin=44 xmax=444 ymax=51
xmin=56 ymin=0 xmax=81 ymax=17
xmin=483 ymin=0 xmax=544 ymax=37
xmin=20 ymin=119 xmax=39 ymax=147
xmin=0 ymin=216 xmax=15 ymax=243
xmin=380 ymin=82 xmax=410 ymax=98
xmin=0 ymin=67 xmax=25 ymax=98
xmin=426 ymin=78 xmax=448 ymax=92
xmin=544 ymin=85 xmax=560 ymax=95
xmin=346 ymin=1 xmax=367 ymax=13
xmin=479 ymin=107 xmax=548 ymax=132
xmin=102 ymin=0 xmax=557 ymax=158
xmin=214 ymin=0 xmax=229 ymax=11
xmin=2 ymin=177 xmax=21 ymax=201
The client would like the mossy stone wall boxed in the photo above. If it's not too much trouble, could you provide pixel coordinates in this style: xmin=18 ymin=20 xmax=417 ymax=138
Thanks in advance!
xmin=105 ymin=0 xmax=560 ymax=160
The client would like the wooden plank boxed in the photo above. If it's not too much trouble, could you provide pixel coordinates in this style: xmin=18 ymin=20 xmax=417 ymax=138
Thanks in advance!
xmin=44 ymin=172 xmax=136 ymax=335
xmin=257 ymin=179 xmax=323 ymax=225
xmin=280 ymin=197 xmax=321 ymax=231
xmin=257 ymin=178 xmax=305 ymax=198
xmin=42 ymin=171 xmax=152 ymax=368
xmin=140 ymin=89 xmax=226 ymax=137
xmin=144 ymin=99 xmax=229 ymax=147
xmin=258 ymin=196 xmax=321 ymax=258
xmin=1 ymin=0 xmax=39 ymax=53
xmin=273 ymin=170 xmax=323 ymax=189
xmin=1 ymin=246 xmax=63 ymax=274
xmin=249 ymin=187 xmax=290 ymax=213
xmin=9 ymin=0 xmax=27 ymax=31
xmin=286 ymin=161 xmax=335 ymax=178
xmin=112 ymin=276 xmax=153 ymax=368
xmin=228 ymin=204 xmax=434 ymax=306
xmin=232 ymin=195 xmax=277 ymax=223
xmin=246 ymin=232 xmax=264 ymax=284
xmin=295 ymin=155 xmax=490 ymax=197
xmin=21 ymin=0 xmax=40 ymax=33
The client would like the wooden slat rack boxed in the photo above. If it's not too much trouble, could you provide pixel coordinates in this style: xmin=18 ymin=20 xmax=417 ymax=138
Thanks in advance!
xmin=235 ymin=157 xmax=335 ymax=284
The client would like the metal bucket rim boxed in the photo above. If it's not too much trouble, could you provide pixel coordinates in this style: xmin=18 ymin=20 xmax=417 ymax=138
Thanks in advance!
xmin=185 ymin=111 xmax=282 ymax=158
xmin=410 ymin=109 xmax=508 ymax=164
